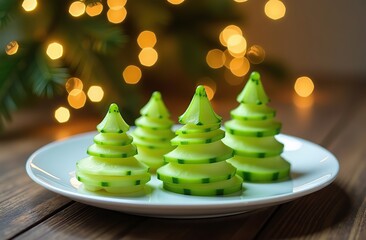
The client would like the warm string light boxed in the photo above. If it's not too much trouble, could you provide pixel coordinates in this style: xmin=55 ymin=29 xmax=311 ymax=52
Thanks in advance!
xmin=233 ymin=0 xmax=248 ymax=2
xmin=167 ymin=0 xmax=185 ymax=5
xmin=65 ymin=77 xmax=83 ymax=93
xmin=107 ymin=0 xmax=127 ymax=23
xmin=137 ymin=31 xmax=157 ymax=48
xmin=68 ymin=89 xmax=87 ymax=109
xmin=206 ymin=49 xmax=225 ymax=69
xmin=46 ymin=42 xmax=63 ymax=60
xmin=246 ymin=45 xmax=266 ymax=64
xmin=69 ymin=1 xmax=86 ymax=17
xmin=123 ymin=65 xmax=142 ymax=84
xmin=294 ymin=76 xmax=315 ymax=97
xmin=137 ymin=30 xmax=158 ymax=67
xmin=86 ymin=2 xmax=104 ymax=17
xmin=87 ymin=86 xmax=104 ymax=102
xmin=265 ymin=0 xmax=286 ymax=20
xmin=5 ymin=41 xmax=19 ymax=55
xmin=54 ymin=107 xmax=70 ymax=123
xmin=22 ymin=0 xmax=37 ymax=12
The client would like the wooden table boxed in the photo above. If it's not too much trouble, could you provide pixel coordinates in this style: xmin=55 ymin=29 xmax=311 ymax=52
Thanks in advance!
xmin=1 ymin=80 xmax=365 ymax=239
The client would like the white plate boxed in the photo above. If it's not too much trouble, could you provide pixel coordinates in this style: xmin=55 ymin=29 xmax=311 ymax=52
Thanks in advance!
xmin=26 ymin=131 xmax=339 ymax=218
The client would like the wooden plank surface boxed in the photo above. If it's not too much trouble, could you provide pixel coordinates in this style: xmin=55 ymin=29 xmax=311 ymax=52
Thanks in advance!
xmin=1 ymin=81 xmax=365 ymax=239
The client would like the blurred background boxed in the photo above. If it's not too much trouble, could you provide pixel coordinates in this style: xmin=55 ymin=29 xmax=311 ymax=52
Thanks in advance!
xmin=0 ymin=0 xmax=365 ymax=132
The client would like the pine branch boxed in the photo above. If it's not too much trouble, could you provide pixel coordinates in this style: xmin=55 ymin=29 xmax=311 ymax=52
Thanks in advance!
xmin=0 ymin=0 xmax=17 ymax=28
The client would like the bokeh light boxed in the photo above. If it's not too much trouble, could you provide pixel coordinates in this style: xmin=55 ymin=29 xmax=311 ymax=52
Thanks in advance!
xmin=265 ymin=0 xmax=286 ymax=20
xmin=5 ymin=41 xmax=19 ymax=55
xmin=138 ymin=48 xmax=158 ymax=67
xmin=107 ymin=8 xmax=127 ymax=23
xmin=68 ymin=89 xmax=87 ymax=109
xmin=167 ymin=0 xmax=185 ymax=5
xmin=233 ymin=0 xmax=248 ymax=2
xmin=246 ymin=45 xmax=266 ymax=64
xmin=69 ymin=1 xmax=86 ymax=17
xmin=123 ymin=65 xmax=142 ymax=84
xmin=229 ymin=57 xmax=250 ymax=77
xmin=65 ymin=77 xmax=83 ymax=94
xmin=206 ymin=49 xmax=225 ymax=69
xmin=46 ymin=42 xmax=63 ymax=60
xmin=22 ymin=0 xmax=37 ymax=12
xmin=107 ymin=0 xmax=127 ymax=10
xmin=86 ymin=2 xmax=103 ymax=17
xmin=227 ymin=34 xmax=247 ymax=56
xmin=55 ymin=107 xmax=70 ymax=123
xmin=87 ymin=86 xmax=104 ymax=102
xmin=219 ymin=25 xmax=242 ymax=47
xmin=294 ymin=76 xmax=315 ymax=97
xmin=137 ymin=31 xmax=157 ymax=48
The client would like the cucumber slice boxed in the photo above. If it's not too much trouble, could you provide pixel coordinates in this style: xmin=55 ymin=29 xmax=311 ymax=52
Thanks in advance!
xmin=178 ymin=86 xmax=221 ymax=125
xmin=227 ymin=155 xmax=291 ymax=182
xmin=135 ymin=117 xmax=173 ymax=130
xmin=236 ymin=72 xmax=270 ymax=105
xmin=175 ymin=123 xmax=220 ymax=134
xmin=97 ymin=103 xmax=130 ymax=133
xmin=157 ymin=161 xmax=236 ymax=184
xmin=223 ymin=134 xmax=284 ymax=158
xmin=171 ymin=129 xmax=225 ymax=145
xmin=162 ymin=175 xmax=243 ymax=196
xmin=133 ymin=137 xmax=173 ymax=149
xmin=132 ymin=127 xmax=175 ymax=142
xmin=76 ymin=156 xmax=149 ymax=176
xmin=225 ymin=119 xmax=281 ymax=137
xmin=230 ymin=104 xmax=276 ymax=120
xmin=87 ymin=143 xmax=137 ymax=158
xmin=140 ymin=91 xmax=171 ymax=119
xmin=93 ymin=133 xmax=133 ymax=146
xmin=83 ymin=184 xmax=145 ymax=194
xmin=164 ymin=140 xmax=233 ymax=164
xmin=76 ymin=172 xmax=150 ymax=188
xmin=134 ymin=145 xmax=174 ymax=171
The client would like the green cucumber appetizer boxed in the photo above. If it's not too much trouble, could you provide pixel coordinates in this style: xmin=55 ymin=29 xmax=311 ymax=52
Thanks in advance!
xmin=157 ymin=86 xmax=243 ymax=196
xmin=76 ymin=103 xmax=150 ymax=194
xmin=131 ymin=92 xmax=175 ymax=172
xmin=223 ymin=72 xmax=291 ymax=182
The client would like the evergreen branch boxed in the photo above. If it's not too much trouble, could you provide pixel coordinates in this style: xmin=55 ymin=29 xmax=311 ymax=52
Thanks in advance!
xmin=0 ymin=0 xmax=17 ymax=28
xmin=27 ymin=50 xmax=69 ymax=97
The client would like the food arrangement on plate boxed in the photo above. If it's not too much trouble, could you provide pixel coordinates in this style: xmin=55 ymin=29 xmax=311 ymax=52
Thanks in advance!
xmin=75 ymin=71 xmax=292 ymax=196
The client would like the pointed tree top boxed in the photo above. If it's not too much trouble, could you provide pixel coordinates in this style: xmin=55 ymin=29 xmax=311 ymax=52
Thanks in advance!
xmin=97 ymin=103 xmax=130 ymax=133
xmin=236 ymin=71 xmax=270 ymax=105
xmin=179 ymin=85 xmax=222 ymax=125
xmin=140 ymin=91 xmax=170 ymax=119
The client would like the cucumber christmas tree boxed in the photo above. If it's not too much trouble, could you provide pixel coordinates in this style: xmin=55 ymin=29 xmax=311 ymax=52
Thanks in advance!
xmin=131 ymin=92 xmax=175 ymax=172
xmin=76 ymin=103 xmax=150 ymax=194
xmin=223 ymin=72 xmax=290 ymax=182
xmin=157 ymin=86 xmax=243 ymax=196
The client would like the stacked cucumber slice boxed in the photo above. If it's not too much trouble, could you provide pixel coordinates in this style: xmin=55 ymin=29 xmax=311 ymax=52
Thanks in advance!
xmin=76 ymin=103 xmax=150 ymax=194
xmin=131 ymin=92 xmax=175 ymax=171
xmin=157 ymin=86 xmax=243 ymax=196
xmin=223 ymin=72 xmax=291 ymax=182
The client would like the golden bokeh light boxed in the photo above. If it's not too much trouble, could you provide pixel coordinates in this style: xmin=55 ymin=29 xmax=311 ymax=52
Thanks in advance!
xmin=55 ymin=107 xmax=70 ymax=123
xmin=233 ymin=0 xmax=248 ymax=2
xmin=224 ymin=69 xmax=244 ymax=86
xmin=265 ymin=0 xmax=286 ymax=20
xmin=246 ymin=45 xmax=266 ymax=64
xmin=22 ymin=0 xmax=37 ymax=12
xmin=123 ymin=65 xmax=142 ymax=84
xmin=197 ymin=78 xmax=217 ymax=100
xmin=223 ymin=50 xmax=234 ymax=69
xmin=87 ymin=86 xmax=104 ymax=102
xmin=46 ymin=42 xmax=63 ymax=60
xmin=138 ymin=48 xmax=158 ymax=67
xmin=206 ymin=49 xmax=225 ymax=69
xmin=229 ymin=57 xmax=250 ymax=77
xmin=219 ymin=25 xmax=242 ymax=47
xmin=137 ymin=31 xmax=157 ymax=48
xmin=107 ymin=8 xmax=127 ymax=24
xmin=65 ymin=77 xmax=83 ymax=94
xmin=86 ymin=2 xmax=104 ymax=17
xmin=167 ymin=0 xmax=185 ymax=5
xmin=107 ymin=0 xmax=127 ymax=10
xmin=68 ymin=89 xmax=87 ymax=109
xmin=5 ymin=41 xmax=19 ymax=55
xmin=69 ymin=1 xmax=86 ymax=17
xmin=227 ymin=34 xmax=247 ymax=56
xmin=294 ymin=76 xmax=315 ymax=97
